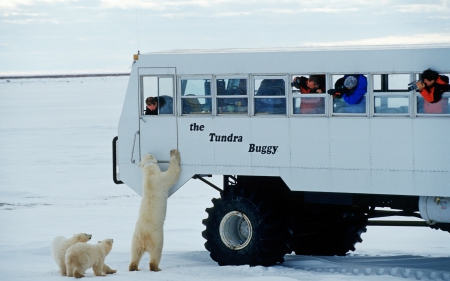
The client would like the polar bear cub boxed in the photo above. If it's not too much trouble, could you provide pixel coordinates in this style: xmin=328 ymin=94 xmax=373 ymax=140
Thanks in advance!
xmin=65 ymin=239 xmax=114 ymax=278
xmin=51 ymin=233 xmax=92 ymax=276
xmin=129 ymin=149 xmax=181 ymax=272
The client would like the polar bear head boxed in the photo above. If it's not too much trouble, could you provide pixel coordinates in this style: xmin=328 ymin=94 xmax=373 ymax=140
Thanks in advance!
xmin=75 ymin=233 xmax=92 ymax=242
xmin=139 ymin=154 xmax=157 ymax=167
xmin=98 ymin=239 xmax=114 ymax=255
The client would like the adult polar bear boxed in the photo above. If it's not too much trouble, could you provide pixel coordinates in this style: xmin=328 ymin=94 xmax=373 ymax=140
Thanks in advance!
xmin=129 ymin=149 xmax=181 ymax=272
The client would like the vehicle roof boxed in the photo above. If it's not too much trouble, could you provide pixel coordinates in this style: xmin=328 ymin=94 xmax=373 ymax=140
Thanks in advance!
xmin=143 ymin=44 xmax=450 ymax=55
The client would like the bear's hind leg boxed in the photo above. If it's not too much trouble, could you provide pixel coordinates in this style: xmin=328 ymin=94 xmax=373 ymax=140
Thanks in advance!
xmin=129 ymin=237 xmax=145 ymax=271
xmin=103 ymin=263 xmax=117 ymax=274
xmin=148 ymin=237 xmax=163 ymax=272
xmin=58 ymin=261 xmax=67 ymax=276
xmin=66 ymin=264 xmax=73 ymax=277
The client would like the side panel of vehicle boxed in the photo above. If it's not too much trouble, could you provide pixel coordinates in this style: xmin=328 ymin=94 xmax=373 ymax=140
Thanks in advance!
xmin=117 ymin=69 xmax=141 ymax=195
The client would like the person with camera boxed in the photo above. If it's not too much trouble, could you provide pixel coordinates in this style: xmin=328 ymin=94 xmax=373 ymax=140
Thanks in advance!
xmin=292 ymin=75 xmax=325 ymax=114
xmin=415 ymin=68 xmax=449 ymax=114
xmin=327 ymin=75 xmax=367 ymax=113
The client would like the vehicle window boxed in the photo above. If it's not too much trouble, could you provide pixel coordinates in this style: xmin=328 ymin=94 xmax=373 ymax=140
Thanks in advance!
xmin=254 ymin=77 xmax=286 ymax=115
xmin=331 ymin=74 xmax=367 ymax=114
xmin=141 ymin=76 xmax=174 ymax=115
xmin=217 ymin=78 xmax=248 ymax=114
xmin=181 ymin=78 xmax=212 ymax=114
xmin=291 ymin=74 xmax=326 ymax=115
xmin=417 ymin=72 xmax=450 ymax=115
xmin=373 ymin=74 xmax=409 ymax=115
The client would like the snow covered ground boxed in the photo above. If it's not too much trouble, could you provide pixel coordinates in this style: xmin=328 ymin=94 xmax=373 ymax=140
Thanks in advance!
xmin=0 ymin=76 xmax=449 ymax=281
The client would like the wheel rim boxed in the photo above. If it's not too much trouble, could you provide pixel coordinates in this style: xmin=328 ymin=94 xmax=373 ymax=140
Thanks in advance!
xmin=219 ymin=211 xmax=252 ymax=250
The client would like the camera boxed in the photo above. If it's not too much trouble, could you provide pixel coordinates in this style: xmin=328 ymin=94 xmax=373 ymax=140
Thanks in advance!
xmin=291 ymin=78 xmax=301 ymax=89
xmin=407 ymin=80 xmax=421 ymax=91
xmin=327 ymin=85 xmax=348 ymax=95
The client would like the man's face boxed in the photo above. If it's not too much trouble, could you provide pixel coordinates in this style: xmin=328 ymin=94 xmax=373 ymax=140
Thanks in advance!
xmin=147 ymin=103 xmax=157 ymax=111
xmin=423 ymin=79 xmax=435 ymax=87
xmin=306 ymin=79 xmax=318 ymax=90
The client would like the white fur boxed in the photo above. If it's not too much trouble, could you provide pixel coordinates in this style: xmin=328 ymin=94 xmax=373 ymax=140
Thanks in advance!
xmin=51 ymin=233 xmax=92 ymax=276
xmin=65 ymin=239 xmax=114 ymax=278
xmin=129 ymin=149 xmax=181 ymax=272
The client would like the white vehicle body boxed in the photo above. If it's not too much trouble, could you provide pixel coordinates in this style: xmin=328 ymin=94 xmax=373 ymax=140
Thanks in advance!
xmin=114 ymin=45 xmax=450 ymax=265
xmin=116 ymin=46 xmax=450 ymax=197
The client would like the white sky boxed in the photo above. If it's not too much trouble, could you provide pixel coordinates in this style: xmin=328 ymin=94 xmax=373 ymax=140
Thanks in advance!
xmin=1 ymin=0 xmax=450 ymax=74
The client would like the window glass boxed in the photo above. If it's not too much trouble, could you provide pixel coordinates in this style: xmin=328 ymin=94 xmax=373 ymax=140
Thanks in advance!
xmin=254 ymin=77 xmax=286 ymax=114
xmin=291 ymin=74 xmax=326 ymax=114
xmin=181 ymin=78 xmax=211 ymax=96
xmin=388 ymin=74 xmax=409 ymax=91
xmin=142 ymin=76 xmax=174 ymax=115
xmin=373 ymin=74 xmax=409 ymax=92
xmin=217 ymin=78 xmax=248 ymax=114
xmin=417 ymin=96 xmax=450 ymax=114
xmin=373 ymin=75 xmax=382 ymax=91
xmin=374 ymin=96 xmax=409 ymax=113
xmin=293 ymin=97 xmax=325 ymax=114
xmin=331 ymin=74 xmax=367 ymax=114
xmin=372 ymin=74 xmax=410 ymax=115
xmin=181 ymin=78 xmax=212 ymax=114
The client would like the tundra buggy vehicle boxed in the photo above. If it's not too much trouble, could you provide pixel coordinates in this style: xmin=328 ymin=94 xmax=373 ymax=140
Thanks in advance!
xmin=113 ymin=46 xmax=450 ymax=266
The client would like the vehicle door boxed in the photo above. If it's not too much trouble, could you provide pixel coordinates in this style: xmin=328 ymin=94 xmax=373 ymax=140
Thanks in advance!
xmin=138 ymin=67 xmax=177 ymax=163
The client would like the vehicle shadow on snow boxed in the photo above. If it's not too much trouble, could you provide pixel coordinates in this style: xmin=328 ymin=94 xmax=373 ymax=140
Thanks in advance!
xmin=283 ymin=254 xmax=450 ymax=280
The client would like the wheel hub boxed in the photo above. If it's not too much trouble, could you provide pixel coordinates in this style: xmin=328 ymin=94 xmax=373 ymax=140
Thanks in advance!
xmin=219 ymin=211 xmax=252 ymax=250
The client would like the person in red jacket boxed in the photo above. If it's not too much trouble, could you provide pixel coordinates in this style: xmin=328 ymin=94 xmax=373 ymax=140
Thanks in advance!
xmin=416 ymin=69 xmax=450 ymax=114
xmin=292 ymin=75 xmax=325 ymax=114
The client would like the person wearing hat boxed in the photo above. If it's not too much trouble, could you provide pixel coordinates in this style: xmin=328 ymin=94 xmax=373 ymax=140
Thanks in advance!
xmin=328 ymin=74 xmax=367 ymax=113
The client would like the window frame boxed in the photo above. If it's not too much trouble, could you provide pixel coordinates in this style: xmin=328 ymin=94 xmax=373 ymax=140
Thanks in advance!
xmin=252 ymin=75 xmax=288 ymax=116
xmin=291 ymin=74 xmax=327 ymax=116
xmin=140 ymin=75 xmax=175 ymax=116
xmin=329 ymin=74 xmax=369 ymax=117
xmin=215 ymin=75 xmax=249 ymax=116
xmin=178 ymin=75 xmax=213 ymax=116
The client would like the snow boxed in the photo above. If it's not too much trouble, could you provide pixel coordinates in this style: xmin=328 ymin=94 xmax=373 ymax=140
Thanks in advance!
xmin=0 ymin=77 xmax=449 ymax=281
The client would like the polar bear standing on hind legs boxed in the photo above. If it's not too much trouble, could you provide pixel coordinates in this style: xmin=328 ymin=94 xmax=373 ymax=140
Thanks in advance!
xmin=129 ymin=149 xmax=181 ymax=272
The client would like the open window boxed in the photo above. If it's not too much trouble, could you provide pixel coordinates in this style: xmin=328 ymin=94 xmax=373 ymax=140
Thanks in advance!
xmin=216 ymin=78 xmax=248 ymax=114
xmin=291 ymin=74 xmax=326 ymax=115
xmin=141 ymin=76 xmax=174 ymax=115
xmin=331 ymin=74 xmax=367 ymax=115
xmin=416 ymin=72 xmax=450 ymax=115
xmin=253 ymin=76 xmax=286 ymax=115
xmin=180 ymin=78 xmax=212 ymax=115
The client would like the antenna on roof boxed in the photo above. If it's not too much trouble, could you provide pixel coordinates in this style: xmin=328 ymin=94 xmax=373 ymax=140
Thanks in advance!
xmin=135 ymin=7 xmax=140 ymax=54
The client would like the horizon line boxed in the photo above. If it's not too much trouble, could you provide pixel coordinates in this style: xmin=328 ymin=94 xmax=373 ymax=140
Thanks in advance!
xmin=0 ymin=73 xmax=130 ymax=80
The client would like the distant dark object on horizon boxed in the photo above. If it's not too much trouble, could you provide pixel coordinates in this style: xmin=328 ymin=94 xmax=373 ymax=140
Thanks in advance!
xmin=0 ymin=73 xmax=130 ymax=80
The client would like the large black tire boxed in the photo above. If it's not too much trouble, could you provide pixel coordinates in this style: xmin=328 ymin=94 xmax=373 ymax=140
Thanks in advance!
xmin=289 ymin=204 xmax=368 ymax=256
xmin=202 ymin=185 xmax=289 ymax=266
